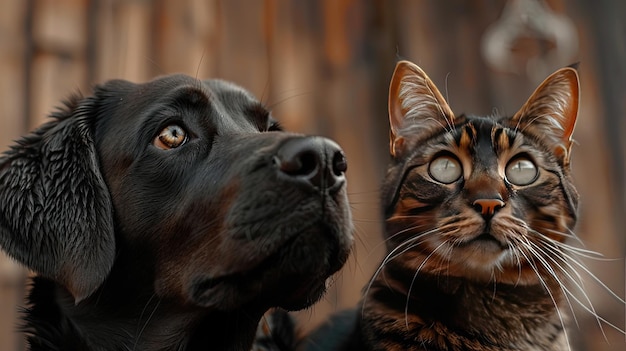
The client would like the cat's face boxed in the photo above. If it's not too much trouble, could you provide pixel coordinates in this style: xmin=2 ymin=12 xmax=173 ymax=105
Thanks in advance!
xmin=383 ymin=61 xmax=579 ymax=285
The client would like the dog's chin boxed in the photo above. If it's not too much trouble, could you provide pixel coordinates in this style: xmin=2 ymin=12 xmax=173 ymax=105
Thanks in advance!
xmin=189 ymin=272 xmax=329 ymax=312
xmin=188 ymin=224 xmax=351 ymax=311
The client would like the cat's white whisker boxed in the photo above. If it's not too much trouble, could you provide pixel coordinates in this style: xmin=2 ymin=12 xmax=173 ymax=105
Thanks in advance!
xmin=404 ymin=240 xmax=449 ymax=330
xmin=527 ymin=228 xmax=587 ymax=284
xmin=507 ymin=241 xmax=525 ymax=287
xmin=386 ymin=222 xmax=430 ymax=242
xmin=516 ymin=241 xmax=573 ymax=351
xmin=549 ymin=238 xmax=616 ymax=261
xmin=541 ymin=227 xmax=586 ymax=247
xmin=524 ymin=238 xmax=583 ymax=331
xmin=537 ymin=240 xmax=625 ymax=339
xmin=387 ymin=237 xmax=431 ymax=263
xmin=530 ymin=240 xmax=626 ymax=341
xmin=367 ymin=221 xmax=429 ymax=260
xmin=361 ymin=227 xmax=440 ymax=313
xmin=554 ymin=246 xmax=625 ymax=304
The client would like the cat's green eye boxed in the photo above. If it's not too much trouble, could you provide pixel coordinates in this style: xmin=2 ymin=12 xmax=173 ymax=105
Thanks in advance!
xmin=428 ymin=155 xmax=462 ymax=184
xmin=505 ymin=158 xmax=538 ymax=185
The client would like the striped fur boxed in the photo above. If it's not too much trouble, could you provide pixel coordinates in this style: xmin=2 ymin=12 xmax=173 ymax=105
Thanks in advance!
xmin=301 ymin=61 xmax=615 ymax=351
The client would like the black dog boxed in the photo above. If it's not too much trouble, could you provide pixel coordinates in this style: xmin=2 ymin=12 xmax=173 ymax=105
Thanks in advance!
xmin=0 ymin=75 xmax=353 ymax=350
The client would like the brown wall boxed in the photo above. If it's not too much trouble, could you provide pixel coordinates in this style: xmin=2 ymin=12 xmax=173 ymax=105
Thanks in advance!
xmin=0 ymin=1 xmax=623 ymax=350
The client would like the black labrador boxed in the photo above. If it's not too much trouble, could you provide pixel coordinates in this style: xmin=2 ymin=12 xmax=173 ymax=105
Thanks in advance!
xmin=0 ymin=75 xmax=353 ymax=350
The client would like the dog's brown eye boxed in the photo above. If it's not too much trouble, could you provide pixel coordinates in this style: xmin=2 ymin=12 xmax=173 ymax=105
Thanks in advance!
xmin=154 ymin=125 xmax=187 ymax=150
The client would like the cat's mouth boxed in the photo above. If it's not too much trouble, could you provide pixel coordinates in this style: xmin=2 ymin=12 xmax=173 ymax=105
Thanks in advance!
xmin=458 ymin=233 xmax=509 ymax=251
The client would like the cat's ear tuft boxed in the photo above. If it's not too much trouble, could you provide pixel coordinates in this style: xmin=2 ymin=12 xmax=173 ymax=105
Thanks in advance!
xmin=512 ymin=67 xmax=579 ymax=164
xmin=388 ymin=61 xmax=455 ymax=158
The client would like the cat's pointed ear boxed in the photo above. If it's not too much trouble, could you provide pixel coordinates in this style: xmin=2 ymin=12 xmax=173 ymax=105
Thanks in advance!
xmin=512 ymin=67 xmax=579 ymax=164
xmin=388 ymin=60 xmax=455 ymax=158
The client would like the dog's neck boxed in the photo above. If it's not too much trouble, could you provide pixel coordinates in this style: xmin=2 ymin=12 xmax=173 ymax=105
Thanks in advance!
xmin=24 ymin=265 xmax=264 ymax=350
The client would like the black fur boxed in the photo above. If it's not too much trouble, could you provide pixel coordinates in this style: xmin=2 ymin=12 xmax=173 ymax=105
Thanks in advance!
xmin=252 ymin=309 xmax=297 ymax=351
xmin=0 ymin=75 xmax=353 ymax=350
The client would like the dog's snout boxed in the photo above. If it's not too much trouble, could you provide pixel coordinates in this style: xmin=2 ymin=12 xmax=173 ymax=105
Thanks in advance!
xmin=275 ymin=137 xmax=347 ymax=189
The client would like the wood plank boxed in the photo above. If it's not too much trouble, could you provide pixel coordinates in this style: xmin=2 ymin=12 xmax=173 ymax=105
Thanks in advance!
xmin=214 ymin=0 xmax=269 ymax=97
xmin=0 ymin=0 xmax=28 ymax=148
xmin=1 ymin=2 xmax=32 ymax=351
xmin=92 ymin=0 xmax=153 ymax=82
xmin=265 ymin=0 xmax=319 ymax=133
xmin=154 ymin=0 xmax=218 ymax=77
xmin=30 ymin=0 xmax=88 ymax=127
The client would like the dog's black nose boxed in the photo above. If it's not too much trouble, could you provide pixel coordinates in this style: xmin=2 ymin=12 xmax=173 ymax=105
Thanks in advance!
xmin=275 ymin=137 xmax=347 ymax=189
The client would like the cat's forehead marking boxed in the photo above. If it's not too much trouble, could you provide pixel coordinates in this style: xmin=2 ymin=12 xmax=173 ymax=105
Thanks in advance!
xmin=492 ymin=128 xmax=508 ymax=149
xmin=456 ymin=124 xmax=477 ymax=149
xmin=451 ymin=117 xmax=520 ymax=154
xmin=451 ymin=117 xmax=492 ymax=148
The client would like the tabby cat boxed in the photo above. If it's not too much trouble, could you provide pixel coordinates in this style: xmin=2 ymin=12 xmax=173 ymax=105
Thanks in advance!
xmin=302 ymin=60 xmax=602 ymax=351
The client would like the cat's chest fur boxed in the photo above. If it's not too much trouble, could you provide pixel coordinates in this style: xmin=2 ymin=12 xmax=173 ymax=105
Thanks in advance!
xmin=361 ymin=270 xmax=569 ymax=351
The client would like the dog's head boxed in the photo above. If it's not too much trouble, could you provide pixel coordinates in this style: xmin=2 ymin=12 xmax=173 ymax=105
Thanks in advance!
xmin=0 ymin=74 xmax=353 ymax=312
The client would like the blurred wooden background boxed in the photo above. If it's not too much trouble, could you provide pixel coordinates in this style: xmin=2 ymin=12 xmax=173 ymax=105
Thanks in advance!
xmin=0 ymin=0 xmax=623 ymax=350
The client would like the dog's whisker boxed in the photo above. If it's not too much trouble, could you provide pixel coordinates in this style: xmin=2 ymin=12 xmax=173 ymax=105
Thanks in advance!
xmin=133 ymin=297 xmax=162 ymax=351
xmin=195 ymin=48 xmax=206 ymax=81
xmin=265 ymin=90 xmax=313 ymax=111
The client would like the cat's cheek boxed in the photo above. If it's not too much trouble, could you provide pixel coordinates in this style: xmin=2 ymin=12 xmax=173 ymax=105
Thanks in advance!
xmin=528 ymin=203 xmax=576 ymax=241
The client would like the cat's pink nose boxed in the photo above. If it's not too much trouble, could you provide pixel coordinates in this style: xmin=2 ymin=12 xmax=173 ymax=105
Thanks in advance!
xmin=472 ymin=199 xmax=505 ymax=218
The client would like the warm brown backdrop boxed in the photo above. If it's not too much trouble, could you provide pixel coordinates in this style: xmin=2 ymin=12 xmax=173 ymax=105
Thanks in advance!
xmin=0 ymin=1 xmax=624 ymax=350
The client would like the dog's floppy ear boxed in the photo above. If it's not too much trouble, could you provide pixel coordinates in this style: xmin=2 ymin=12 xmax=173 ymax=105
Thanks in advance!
xmin=0 ymin=95 xmax=115 ymax=303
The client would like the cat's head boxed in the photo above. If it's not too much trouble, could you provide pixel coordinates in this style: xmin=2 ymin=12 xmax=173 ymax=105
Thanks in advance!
xmin=383 ymin=60 xmax=579 ymax=285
